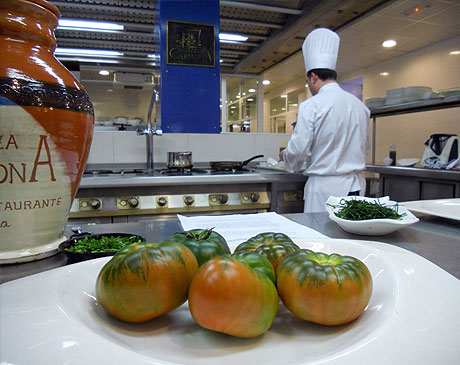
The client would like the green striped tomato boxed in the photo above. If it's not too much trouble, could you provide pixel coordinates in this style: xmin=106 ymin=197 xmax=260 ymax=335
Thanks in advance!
xmin=233 ymin=232 xmax=300 ymax=274
xmin=164 ymin=228 xmax=230 ymax=266
xmin=277 ymin=249 xmax=373 ymax=326
xmin=188 ymin=254 xmax=278 ymax=338
xmin=95 ymin=241 xmax=198 ymax=323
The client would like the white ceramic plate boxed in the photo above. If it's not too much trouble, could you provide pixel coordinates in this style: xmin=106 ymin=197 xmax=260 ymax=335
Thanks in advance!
xmin=401 ymin=198 xmax=460 ymax=221
xmin=2 ymin=238 xmax=460 ymax=364
xmin=397 ymin=158 xmax=419 ymax=167
xmin=326 ymin=196 xmax=419 ymax=236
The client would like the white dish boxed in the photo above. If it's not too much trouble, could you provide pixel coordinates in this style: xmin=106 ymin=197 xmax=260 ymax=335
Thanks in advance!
xmin=2 ymin=237 xmax=460 ymax=364
xmin=401 ymin=198 xmax=460 ymax=221
xmin=397 ymin=158 xmax=419 ymax=167
xmin=326 ymin=196 xmax=419 ymax=236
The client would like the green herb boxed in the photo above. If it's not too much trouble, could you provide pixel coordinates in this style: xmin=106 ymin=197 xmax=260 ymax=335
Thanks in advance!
xmin=329 ymin=199 xmax=405 ymax=221
xmin=65 ymin=235 xmax=142 ymax=253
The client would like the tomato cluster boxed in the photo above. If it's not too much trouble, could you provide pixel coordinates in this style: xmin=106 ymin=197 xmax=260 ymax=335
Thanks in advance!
xmin=95 ymin=230 xmax=373 ymax=338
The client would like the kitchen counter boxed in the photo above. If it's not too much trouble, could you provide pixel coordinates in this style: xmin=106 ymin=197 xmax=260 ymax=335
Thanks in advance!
xmin=79 ymin=163 xmax=307 ymax=188
xmin=2 ymin=212 xmax=459 ymax=284
xmin=366 ymin=164 xmax=460 ymax=181
xmin=366 ymin=164 xmax=460 ymax=201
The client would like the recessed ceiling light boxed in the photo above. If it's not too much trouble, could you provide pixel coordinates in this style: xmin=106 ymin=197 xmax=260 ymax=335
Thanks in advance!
xmin=262 ymin=80 xmax=271 ymax=85
xmin=281 ymin=94 xmax=287 ymax=98
xmin=382 ymin=40 xmax=397 ymax=48
xmin=56 ymin=57 xmax=121 ymax=64
xmin=380 ymin=72 xmax=389 ymax=76
xmin=248 ymin=88 xmax=256 ymax=92
xmin=99 ymin=70 xmax=110 ymax=76
xmin=219 ymin=33 xmax=248 ymax=42
xmin=58 ymin=19 xmax=123 ymax=32
xmin=55 ymin=48 xmax=123 ymax=57
xmin=450 ymin=51 xmax=460 ymax=55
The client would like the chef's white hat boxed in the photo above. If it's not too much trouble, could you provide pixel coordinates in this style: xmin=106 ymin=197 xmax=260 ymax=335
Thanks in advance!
xmin=302 ymin=28 xmax=340 ymax=72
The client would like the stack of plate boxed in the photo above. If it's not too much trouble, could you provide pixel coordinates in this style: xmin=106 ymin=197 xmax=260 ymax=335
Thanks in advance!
xmin=404 ymin=86 xmax=432 ymax=102
xmin=439 ymin=87 xmax=460 ymax=97
xmin=365 ymin=97 xmax=385 ymax=109
xmin=384 ymin=88 xmax=405 ymax=106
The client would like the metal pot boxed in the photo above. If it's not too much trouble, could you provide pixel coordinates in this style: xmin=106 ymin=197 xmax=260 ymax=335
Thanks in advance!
xmin=167 ymin=151 xmax=193 ymax=169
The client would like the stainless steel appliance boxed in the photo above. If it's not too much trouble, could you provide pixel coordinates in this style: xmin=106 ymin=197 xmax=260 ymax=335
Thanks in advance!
xmin=69 ymin=166 xmax=276 ymax=224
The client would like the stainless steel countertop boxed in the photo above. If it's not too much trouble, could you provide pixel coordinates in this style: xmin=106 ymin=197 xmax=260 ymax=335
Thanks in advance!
xmin=2 ymin=212 xmax=459 ymax=284
xmin=366 ymin=164 xmax=460 ymax=181
xmin=79 ymin=164 xmax=307 ymax=188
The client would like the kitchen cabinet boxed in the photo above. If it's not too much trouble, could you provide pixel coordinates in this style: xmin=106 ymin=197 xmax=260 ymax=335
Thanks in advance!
xmin=366 ymin=164 xmax=460 ymax=201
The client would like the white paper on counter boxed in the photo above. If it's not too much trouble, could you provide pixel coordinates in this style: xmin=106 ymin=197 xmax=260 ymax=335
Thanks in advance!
xmin=177 ymin=212 xmax=327 ymax=247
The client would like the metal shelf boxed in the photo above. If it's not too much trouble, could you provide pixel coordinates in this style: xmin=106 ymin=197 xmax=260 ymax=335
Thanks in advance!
xmin=370 ymin=94 xmax=460 ymax=164
xmin=370 ymin=94 xmax=460 ymax=118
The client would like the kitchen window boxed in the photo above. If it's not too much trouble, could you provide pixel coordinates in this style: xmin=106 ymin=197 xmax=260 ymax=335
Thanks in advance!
xmin=269 ymin=87 xmax=307 ymax=134
xmin=221 ymin=75 xmax=261 ymax=133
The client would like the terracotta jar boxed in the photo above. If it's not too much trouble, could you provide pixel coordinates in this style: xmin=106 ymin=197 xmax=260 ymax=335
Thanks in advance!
xmin=0 ymin=0 xmax=94 ymax=263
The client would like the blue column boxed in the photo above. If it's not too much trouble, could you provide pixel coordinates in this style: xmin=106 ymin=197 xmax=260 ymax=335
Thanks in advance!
xmin=159 ymin=0 xmax=220 ymax=133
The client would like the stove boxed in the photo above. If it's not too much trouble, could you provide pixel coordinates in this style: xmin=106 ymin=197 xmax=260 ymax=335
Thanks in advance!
xmin=71 ymin=165 xmax=272 ymax=223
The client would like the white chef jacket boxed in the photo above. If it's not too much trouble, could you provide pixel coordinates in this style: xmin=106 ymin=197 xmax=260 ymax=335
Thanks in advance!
xmin=284 ymin=82 xmax=370 ymax=212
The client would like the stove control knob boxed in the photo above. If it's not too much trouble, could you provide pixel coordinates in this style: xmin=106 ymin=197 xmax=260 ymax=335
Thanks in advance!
xmin=250 ymin=193 xmax=260 ymax=202
xmin=218 ymin=194 xmax=228 ymax=204
xmin=157 ymin=197 xmax=167 ymax=207
xmin=184 ymin=196 xmax=194 ymax=206
xmin=90 ymin=199 xmax=101 ymax=209
xmin=128 ymin=197 xmax=139 ymax=208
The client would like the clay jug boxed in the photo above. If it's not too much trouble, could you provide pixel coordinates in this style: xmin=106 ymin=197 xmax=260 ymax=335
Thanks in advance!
xmin=0 ymin=0 xmax=94 ymax=263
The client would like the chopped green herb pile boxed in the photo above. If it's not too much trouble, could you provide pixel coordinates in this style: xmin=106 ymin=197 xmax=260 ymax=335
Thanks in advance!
xmin=65 ymin=235 xmax=142 ymax=253
xmin=330 ymin=199 xmax=405 ymax=221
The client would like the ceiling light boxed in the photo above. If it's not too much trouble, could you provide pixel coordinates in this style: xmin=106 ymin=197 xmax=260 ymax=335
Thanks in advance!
xmin=148 ymin=54 xmax=160 ymax=59
xmin=99 ymin=70 xmax=110 ymax=76
xmin=219 ymin=33 xmax=248 ymax=42
xmin=58 ymin=19 xmax=123 ymax=32
xmin=262 ymin=80 xmax=271 ymax=85
xmin=380 ymin=72 xmax=389 ymax=76
xmin=55 ymin=48 xmax=123 ymax=57
xmin=247 ymin=98 xmax=254 ymax=101
xmin=450 ymin=51 xmax=460 ymax=55
xmin=56 ymin=57 xmax=120 ymax=64
xmin=281 ymin=94 xmax=287 ymax=98
xmin=248 ymin=88 xmax=256 ymax=92
xmin=382 ymin=40 xmax=397 ymax=48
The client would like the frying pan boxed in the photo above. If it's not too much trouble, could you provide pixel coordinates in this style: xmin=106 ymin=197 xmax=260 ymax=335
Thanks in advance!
xmin=210 ymin=154 xmax=264 ymax=171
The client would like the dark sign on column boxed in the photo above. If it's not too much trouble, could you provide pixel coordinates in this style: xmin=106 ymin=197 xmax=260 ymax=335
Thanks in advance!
xmin=166 ymin=20 xmax=215 ymax=67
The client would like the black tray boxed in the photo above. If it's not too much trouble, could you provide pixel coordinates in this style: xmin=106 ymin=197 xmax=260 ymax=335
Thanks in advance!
xmin=58 ymin=232 xmax=146 ymax=263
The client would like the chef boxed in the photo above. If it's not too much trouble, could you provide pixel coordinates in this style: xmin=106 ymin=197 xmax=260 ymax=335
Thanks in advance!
xmin=279 ymin=28 xmax=370 ymax=213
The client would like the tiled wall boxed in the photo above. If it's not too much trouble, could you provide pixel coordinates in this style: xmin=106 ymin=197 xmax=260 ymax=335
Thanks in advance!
xmin=87 ymin=131 xmax=291 ymax=164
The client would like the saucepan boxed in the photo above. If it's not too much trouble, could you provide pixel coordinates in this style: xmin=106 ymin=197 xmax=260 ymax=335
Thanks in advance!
xmin=210 ymin=154 xmax=264 ymax=171
xmin=167 ymin=151 xmax=193 ymax=169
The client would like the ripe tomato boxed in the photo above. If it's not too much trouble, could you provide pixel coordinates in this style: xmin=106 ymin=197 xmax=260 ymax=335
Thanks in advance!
xmin=165 ymin=228 xmax=230 ymax=266
xmin=233 ymin=232 xmax=300 ymax=273
xmin=95 ymin=241 xmax=198 ymax=323
xmin=277 ymin=249 xmax=373 ymax=326
xmin=188 ymin=254 xmax=278 ymax=338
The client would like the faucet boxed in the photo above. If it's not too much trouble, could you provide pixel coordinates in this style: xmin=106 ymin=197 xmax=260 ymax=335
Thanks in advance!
xmin=137 ymin=80 xmax=162 ymax=175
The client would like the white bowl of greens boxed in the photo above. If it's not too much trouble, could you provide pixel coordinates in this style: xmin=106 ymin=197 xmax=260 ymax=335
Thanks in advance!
xmin=325 ymin=196 xmax=419 ymax=236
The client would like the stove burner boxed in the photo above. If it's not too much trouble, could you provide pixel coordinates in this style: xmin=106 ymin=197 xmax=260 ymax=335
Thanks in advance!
xmin=158 ymin=167 xmax=209 ymax=176
xmin=209 ymin=167 xmax=253 ymax=175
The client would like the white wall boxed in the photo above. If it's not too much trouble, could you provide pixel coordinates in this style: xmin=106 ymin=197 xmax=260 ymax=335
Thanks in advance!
xmin=341 ymin=35 xmax=460 ymax=165
xmin=87 ymin=131 xmax=291 ymax=164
